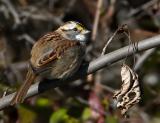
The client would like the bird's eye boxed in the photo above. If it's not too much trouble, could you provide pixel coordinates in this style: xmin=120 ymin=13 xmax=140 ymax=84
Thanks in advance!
xmin=73 ymin=28 xmax=78 ymax=31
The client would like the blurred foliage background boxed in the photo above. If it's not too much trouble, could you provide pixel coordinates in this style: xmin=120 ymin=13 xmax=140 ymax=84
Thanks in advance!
xmin=0 ymin=0 xmax=160 ymax=123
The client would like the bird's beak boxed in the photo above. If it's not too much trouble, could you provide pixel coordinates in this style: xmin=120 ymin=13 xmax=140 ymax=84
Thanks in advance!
xmin=82 ymin=30 xmax=90 ymax=34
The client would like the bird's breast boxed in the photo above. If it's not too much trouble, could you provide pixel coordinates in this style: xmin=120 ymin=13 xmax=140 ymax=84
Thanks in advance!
xmin=39 ymin=45 xmax=84 ymax=79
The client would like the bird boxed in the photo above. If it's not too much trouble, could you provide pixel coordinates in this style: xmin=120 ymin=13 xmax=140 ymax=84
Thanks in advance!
xmin=10 ymin=21 xmax=89 ymax=105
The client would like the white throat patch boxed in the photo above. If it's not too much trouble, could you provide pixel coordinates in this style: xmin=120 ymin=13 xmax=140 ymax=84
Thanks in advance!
xmin=76 ymin=34 xmax=86 ymax=41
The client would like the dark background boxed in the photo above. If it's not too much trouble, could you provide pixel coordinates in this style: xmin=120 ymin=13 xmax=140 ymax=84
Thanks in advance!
xmin=0 ymin=0 xmax=160 ymax=123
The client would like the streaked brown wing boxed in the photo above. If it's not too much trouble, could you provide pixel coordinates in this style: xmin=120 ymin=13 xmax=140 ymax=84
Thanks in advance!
xmin=37 ymin=40 xmax=79 ymax=67
xmin=37 ymin=49 xmax=57 ymax=67
xmin=31 ymin=31 xmax=80 ymax=69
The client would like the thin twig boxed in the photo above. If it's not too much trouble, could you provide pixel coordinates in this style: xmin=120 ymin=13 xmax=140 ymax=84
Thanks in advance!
xmin=18 ymin=34 xmax=35 ymax=45
xmin=75 ymin=96 xmax=88 ymax=105
xmin=91 ymin=0 xmax=103 ymax=41
xmin=20 ymin=10 xmax=63 ymax=25
xmin=10 ymin=61 xmax=28 ymax=70
xmin=1 ymin=0 xmax=21 ymax=26
xmin=101 ymin=30 xmax=118 ymax=55
xmin=99 ymin=83 xmax=115 ymax=93
xmin=101 ymin=24 xmax=129 ymax=56
xmin=0 ymin=35 xmax=160 ymax=110
xmin=127 ymin=0 xmax=159 ymax=17
xmin=124 ymin=0 xmax=159 ymax=25
xmin=134 ymin=48 xmax=156 ymax=71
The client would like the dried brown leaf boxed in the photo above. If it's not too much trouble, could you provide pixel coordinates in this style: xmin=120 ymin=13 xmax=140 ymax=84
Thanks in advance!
xmin=113 ymin=64 xmax=141 ymax=116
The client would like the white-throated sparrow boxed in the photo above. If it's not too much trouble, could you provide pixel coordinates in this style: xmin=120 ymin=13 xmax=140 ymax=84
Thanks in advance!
xmin=11 ymin=21 xmax=89 ymax=105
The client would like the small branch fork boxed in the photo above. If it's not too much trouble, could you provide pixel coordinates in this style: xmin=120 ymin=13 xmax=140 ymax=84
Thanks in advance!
xmin=0 ymin=35 xmax=160 ymax=110
xmin=101 ymin=24 xmax=129 ymax=56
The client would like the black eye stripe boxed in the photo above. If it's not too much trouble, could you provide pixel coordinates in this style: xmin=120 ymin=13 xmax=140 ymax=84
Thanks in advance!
xmin=73 ymin=28 xmax=78 ymax=31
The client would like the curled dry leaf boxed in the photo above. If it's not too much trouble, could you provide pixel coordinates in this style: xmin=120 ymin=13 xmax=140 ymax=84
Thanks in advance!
xmin=113 ymin=64 xmax=141 ymax=115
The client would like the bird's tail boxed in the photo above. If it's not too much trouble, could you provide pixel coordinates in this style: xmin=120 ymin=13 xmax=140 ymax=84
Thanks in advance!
xmin=10 ymin=68 xmax=36 ymax=105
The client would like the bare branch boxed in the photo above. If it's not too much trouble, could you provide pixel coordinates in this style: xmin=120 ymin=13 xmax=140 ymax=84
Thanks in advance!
xmin=18 ymin=34 xmax=35 ymax=45
xmin=0 ymin=35 xmax=160 ymax=110
xmin=127 ymin=0 xmax=159 ymax=17
xmin=91 ymin=0 xmax=103 ymax=41
xmin=134 ymin=48 xmax=156 ymax=71
xmin=1 ymin=0 xmax=21 ymax=26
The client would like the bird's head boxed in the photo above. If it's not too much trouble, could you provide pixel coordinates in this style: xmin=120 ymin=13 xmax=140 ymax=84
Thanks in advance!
xmin=57 ymin=21 xmax=90 ymax=44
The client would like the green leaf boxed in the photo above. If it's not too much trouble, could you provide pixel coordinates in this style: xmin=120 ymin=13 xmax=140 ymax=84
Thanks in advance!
xmin=105 ymin=115 xmax=118 ymax=123
xmin=36 ymin=98 xmax=52 ymax=107
xmin=81 ymin=107 xmax=91 ymax=121
xmin=18 ymin=105 xmax=36 ymax=123
xmin=49 ymin=108 xmax=68 ymax=123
